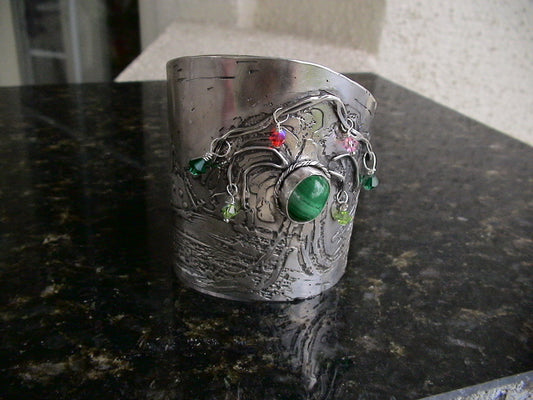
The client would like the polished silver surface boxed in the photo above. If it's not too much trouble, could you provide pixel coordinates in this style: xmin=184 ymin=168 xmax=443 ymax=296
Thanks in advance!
xmin=167 ymin=55 xmax=377 ymax=301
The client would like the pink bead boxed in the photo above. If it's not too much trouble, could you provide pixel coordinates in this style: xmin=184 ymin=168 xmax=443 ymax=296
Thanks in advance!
xmin=343 ymin=137 xmax=359 ymax=153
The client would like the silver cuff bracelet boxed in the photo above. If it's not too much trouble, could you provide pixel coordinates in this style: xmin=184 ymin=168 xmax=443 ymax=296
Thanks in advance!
xmin=167 ymin=55 xmax=377 ymax=301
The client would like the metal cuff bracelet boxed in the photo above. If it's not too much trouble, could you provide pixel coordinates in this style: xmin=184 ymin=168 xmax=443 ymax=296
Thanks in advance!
xmin=167 ymin=55 xmax=377 ymax=301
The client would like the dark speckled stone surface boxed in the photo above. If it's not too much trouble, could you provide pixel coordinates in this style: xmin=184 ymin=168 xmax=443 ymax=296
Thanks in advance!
xmin=0 ymin=75 xmax=531 ymax=399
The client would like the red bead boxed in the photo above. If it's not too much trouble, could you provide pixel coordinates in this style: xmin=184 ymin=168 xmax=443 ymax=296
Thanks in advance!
xmin=269 ymin=128 xmax=286 ymax=147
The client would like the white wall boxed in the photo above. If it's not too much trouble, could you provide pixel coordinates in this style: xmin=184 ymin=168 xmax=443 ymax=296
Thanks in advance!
xmin=377 ymin=0 xmax=533 ymax=145
xmin=139 ymin=0 xmax=241 ymax=49
xmin=133 ymin=0 xmax=533 ymax=145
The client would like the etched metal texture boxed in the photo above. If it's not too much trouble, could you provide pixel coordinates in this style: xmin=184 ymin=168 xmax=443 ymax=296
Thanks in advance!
xmin=167 ymin=56 xmax=376 ymax=301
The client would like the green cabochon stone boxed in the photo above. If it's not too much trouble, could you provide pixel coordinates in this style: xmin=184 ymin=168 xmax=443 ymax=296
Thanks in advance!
xmin=288 ymin=175 xmax=330 ymax=222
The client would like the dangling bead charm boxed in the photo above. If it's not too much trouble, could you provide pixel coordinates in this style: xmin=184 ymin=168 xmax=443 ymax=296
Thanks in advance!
xmin=222 ymin=201 xmax=240 ymax=222
xmin=361 ymin=150 xmax=378 ymax=190
xmin=188 ymin=157 xmax=212 ymax=176
xmin=343 ymin=136 xmax=360 ymax=154
xmin=362 ymin=174 xmax=379 ymax=190
xmin=221 ymin=183 xmax=241 ymax=222
xmin=332 ymin=190 xmax=353 ymax=225
xmin=269 ymin=127 xmax=287 ymax=148
xmin=332 ymin=207 xmax=353 ymax=225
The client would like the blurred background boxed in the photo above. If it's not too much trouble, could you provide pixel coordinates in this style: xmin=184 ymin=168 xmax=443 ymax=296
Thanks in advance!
xmin=1 ymin=0 xmax=139 ymax=85
xmin=1 ymin=0 xmax=532 ymax=144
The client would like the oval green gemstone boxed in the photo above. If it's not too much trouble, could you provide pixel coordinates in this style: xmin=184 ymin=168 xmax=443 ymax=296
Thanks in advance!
xmin=288 ymin=175 xmax=330 ymax=222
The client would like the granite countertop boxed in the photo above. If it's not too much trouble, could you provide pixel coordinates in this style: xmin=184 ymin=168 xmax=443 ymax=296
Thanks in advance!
xmin=0 ymin=75 xmax=531 ymax=399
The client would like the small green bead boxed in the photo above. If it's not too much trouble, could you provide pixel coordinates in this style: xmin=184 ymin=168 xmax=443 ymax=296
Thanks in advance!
xmin=188 ymin=158 xmax=210 ymax=175
xmin=332 ymin=210 xmax=353 ymax=225
xmin=222 ymin=202 xmax=240 ymax=222
xmin=362 ymin=174 xmax=379 ymax=190
xmin=288 ymin=175 xmax=330 ymax=222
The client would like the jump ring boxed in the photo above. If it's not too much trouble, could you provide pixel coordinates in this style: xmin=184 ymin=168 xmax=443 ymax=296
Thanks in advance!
xmin=226 ymin=183 xmax=238 ymax=197
xmin=211 ymin=139 xmax=231 ymax=158
xmin=336 ymin=190 xmax=349 ymax=204
xmin=363 ymin=151 xmax=377 ymax=173
xmin=273 ymin=109 xmax=290 ymax=126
